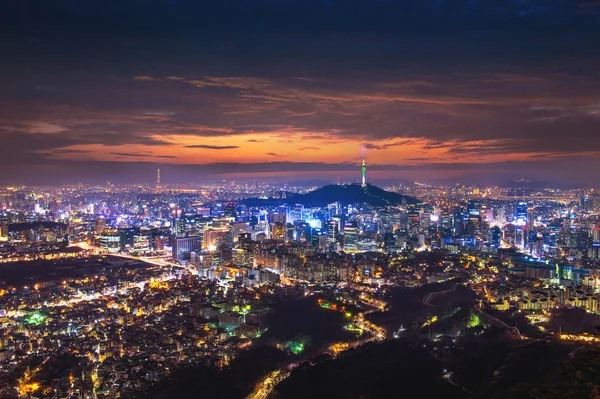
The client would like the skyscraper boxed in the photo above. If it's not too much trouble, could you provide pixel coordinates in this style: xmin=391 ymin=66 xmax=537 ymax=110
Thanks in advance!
xmin=343 ymin=222 xmax=359 ymax=252
xmin=516 ymin=202 xmax=528 ymax=225
xmin=527 ymin=207 xmax=535 ymax=231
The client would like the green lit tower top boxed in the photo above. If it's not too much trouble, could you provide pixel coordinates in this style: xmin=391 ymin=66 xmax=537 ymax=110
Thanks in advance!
xmin=361 ymin=149 xmax=366 ymax=187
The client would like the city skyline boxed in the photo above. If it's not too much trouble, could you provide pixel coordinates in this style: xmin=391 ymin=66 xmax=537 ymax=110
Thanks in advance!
xmin=3 ymin=3 xmax=600 ymax=397
xmin=1 ymin=1 xmax=600 ymax=185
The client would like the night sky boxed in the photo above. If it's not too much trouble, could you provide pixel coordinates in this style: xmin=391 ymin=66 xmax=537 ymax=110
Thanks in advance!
xmin=1 ymin=0 xmax=600 ymax=186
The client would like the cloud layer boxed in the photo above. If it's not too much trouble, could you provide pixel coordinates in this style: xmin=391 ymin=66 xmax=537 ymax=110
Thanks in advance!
xmin=0 ymin=0 xmax=599 ymax=185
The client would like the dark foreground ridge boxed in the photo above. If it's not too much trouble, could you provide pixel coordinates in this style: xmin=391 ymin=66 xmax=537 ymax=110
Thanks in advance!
xmin=245 ymin=183 xmax=419 ymax=207
xmin=130 ymin=334 xmax=600 ymax=399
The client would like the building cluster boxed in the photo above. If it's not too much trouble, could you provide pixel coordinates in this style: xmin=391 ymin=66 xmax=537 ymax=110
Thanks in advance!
xmin=0 ymin=255 xmax=283 ymax=398
xmin=1 ymin=179 xmax=600 ymax=397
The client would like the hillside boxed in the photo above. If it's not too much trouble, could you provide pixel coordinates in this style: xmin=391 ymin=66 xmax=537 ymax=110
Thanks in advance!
xmin=245 ymin=183 xmax=418 ymax=207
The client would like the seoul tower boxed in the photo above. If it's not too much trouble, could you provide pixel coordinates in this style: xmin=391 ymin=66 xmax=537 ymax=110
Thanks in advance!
xmin=361 ymin=149 xmax=367 ymax=187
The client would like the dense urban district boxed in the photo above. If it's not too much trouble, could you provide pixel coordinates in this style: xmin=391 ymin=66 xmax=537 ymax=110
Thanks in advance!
xmin=2 ymin=168 xmax=600 ymax=398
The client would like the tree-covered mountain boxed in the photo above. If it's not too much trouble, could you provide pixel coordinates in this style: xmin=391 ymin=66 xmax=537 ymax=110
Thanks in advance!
xmin=245 ymin=183 xmax=419 ymax=207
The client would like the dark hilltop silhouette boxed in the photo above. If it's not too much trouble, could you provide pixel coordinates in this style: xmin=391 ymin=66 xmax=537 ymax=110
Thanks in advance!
xmin=244 ymin=183 xmax=419 ymax=207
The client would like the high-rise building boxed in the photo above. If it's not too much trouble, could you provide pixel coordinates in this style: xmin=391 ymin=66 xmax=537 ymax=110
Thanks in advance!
xmin=490 ymin=226 xmax=501 ymax=247
xmin=327 ymin=202 xmax=341 ymax=218
xmin=503 ymin=224 xmax=516 ymax=246
xmin=270 ymin=206 xmax=287 ymax=224
xmin=203 ymin=228 xmax=228 ymax=250
xmin=172 ymin=236 xmax=201 ymax=260
xmin=527 ymin=207 xmax=535 ymax=232
xmin=516 ymin=202 xmax=528 ymax=225
xmin=287 ymin=205 xmax=304 ymax=224
xmin=515 ymin=226 xmax=526 ymax=249
xmin=286 ymin=223 xmax=295 ymax=241
xmin=324 ymin=220 xmax=338 ymax=243
xmin=270 ymin=222 xmax=286 ymax=240
xmin=468 ymin=199 xmax=482 ymax=217
xmin=581 ymin=195 xmax=591 ymax=212
xmin=310 ymin=228 xmax=327 ymax=250
xmin=343 ymin=223 xmax=359 ymax=253
xmin=118 ymin=228 xmax=137 ymax=250
xmin=420 ymin=213 xmax=432 ymax=229
xmin=100 ymin=230 xmax=120 ymax=253
xmin=593 ymin=227 xmax=600 ymax=244
xmin=440 ymin=211 xmax=452 ymax=230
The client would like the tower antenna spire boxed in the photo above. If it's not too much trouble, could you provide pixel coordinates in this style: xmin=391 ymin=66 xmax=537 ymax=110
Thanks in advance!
xmin=361 ymin=149 xmax=367 ymax=187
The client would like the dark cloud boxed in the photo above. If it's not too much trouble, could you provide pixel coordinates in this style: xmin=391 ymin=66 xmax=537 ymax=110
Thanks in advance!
xmin=53 ymin=149 xmax=92 ymax=154
xmin=406 ymin=157 xmax=433 ymax=161
xmin=298 ymin=146 xmax=321 ymax=151
xmin=184 ymin=145 xmax=240 ymax=150
xmin=110 ymin=152 xmax=152 ymax=157
xmin=364 ymin=140 xmax=413 ymax=150
xmin=107 ymin=152 xmax=176 ymax=159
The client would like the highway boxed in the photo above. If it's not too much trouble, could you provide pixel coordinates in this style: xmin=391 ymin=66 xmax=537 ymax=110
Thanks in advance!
xmin=69 ymin=242 xmax=198 ymax=275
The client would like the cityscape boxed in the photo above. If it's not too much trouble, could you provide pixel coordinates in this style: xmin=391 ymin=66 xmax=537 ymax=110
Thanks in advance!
xmin=3 ymin=0 xmax=600 ymax=398
xmin=1 ymin=160 xmax=600 ymax=398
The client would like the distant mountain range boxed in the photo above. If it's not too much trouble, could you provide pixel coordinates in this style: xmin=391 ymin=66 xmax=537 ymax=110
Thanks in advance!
xmin=244 ymin=183 xmax=419 ymax=207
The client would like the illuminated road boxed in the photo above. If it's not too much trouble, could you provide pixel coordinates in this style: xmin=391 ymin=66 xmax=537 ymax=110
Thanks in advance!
xmin=69 ymin=242 xmax=198 ymax=275
xmin=111 ymin=253 xmax=198 ymax=275
xmin=247 ymin=314 xmax=386 ymax=399
xmin=248 ymin=369 xmax=292 ymax=399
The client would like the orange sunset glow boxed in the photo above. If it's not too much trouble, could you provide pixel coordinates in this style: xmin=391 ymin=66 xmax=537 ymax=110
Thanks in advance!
xmin=1 ymin=1 xmax=600 ymax=185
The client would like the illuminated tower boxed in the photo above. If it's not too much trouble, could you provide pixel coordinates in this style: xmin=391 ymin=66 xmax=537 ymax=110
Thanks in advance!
xmin=157 ymin=168 xmax=161 ymax=185
xmin=361 ymin=149 xmax=366 ymax=187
